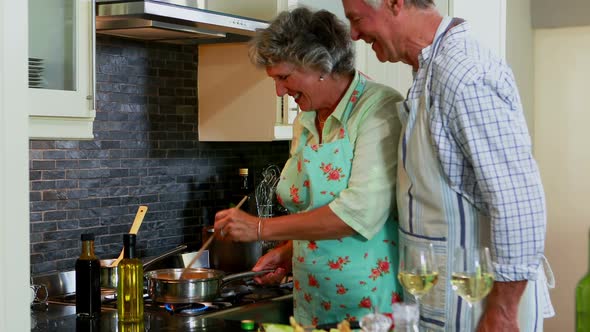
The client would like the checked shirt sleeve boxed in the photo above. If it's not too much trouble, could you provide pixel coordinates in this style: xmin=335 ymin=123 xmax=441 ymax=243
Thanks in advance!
xmin=448 ymin=71 xmax=547 ymax=282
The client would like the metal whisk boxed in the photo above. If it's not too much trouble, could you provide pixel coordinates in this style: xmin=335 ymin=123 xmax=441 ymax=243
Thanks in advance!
xmin=255 ymin=165 xmax=281 ymax=253
xmin=255 ymin=165 xmax=280 ymax=218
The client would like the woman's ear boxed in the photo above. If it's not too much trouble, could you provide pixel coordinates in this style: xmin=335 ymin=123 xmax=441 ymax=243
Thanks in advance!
xmin=387 ymin=0 xmax=404 ymax=15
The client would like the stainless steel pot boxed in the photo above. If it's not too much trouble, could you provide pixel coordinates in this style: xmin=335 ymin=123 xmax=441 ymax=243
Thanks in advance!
xmin=100 ymin=244 xmax=187 ymax=289
xmin=145 ymin=268 xmax=271 ymax=304
xmin=202 ymin=226 xmax=262 ymax=273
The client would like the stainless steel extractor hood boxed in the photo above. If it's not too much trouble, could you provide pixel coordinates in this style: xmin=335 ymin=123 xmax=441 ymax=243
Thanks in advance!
xmin=95 ymin=0 xmax=269 ymax=45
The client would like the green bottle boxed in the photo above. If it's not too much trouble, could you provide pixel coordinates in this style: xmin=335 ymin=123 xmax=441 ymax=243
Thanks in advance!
xmin=117 ymin=234 xmax=144 ymax=323
xmin=577 ymin=229 xmax=590 ymax=331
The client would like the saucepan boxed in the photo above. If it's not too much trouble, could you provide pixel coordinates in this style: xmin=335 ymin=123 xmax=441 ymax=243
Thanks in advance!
xmin=201 ymin=226 xmax=263 ymax=273
xmin=146 ymin=268 xmax=272 ymax=304
xmin=100 ymin=244 xmax=188 ymax=289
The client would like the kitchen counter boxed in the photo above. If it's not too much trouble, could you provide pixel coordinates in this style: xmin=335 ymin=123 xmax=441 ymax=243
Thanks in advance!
xmin=31 ymin=294 xmax=294 ymax=332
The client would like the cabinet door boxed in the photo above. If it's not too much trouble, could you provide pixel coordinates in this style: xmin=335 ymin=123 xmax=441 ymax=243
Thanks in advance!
xmin=198 ymin=43 xmax=280 ymax=142
xmin=28 ymin=0 xmax=95 ymax=140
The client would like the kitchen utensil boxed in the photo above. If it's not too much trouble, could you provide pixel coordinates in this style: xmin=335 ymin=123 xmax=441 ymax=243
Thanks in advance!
xmin=255 ymin=165 xmax=281 ymax=253
xmin=180 ymin=195 xmax=248 ymax=279
xmin=255 ymin=165 xmax=280 ymax=219
xmin=109 ymin=206 xmax=148 ymax=267
xmin=202 ymin=226 xmax=262 ymax=273
xmin=100 ymin=244 xmax=187 ymax=289
xmin=146 ymin=268 xmax=273 ymax=304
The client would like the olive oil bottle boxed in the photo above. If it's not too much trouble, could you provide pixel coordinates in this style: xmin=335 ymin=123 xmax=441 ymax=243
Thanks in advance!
xmin=576 ymin=229 xmax=590 ymax=331
xmin=117 ymin=234 xmax=143 ymax=323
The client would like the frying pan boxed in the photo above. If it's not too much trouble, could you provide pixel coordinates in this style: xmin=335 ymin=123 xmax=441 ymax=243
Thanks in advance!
xmin=146 ymin=268 xmax=272 ymax=304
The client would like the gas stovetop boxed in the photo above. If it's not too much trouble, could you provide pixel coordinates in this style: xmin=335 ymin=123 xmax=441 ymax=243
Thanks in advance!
xmin=45 ymin=279 xmax=293 ymax=317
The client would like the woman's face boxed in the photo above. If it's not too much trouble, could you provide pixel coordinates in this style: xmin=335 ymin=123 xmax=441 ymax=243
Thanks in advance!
xmin=266 ymin=62 xmax=324 ymax=112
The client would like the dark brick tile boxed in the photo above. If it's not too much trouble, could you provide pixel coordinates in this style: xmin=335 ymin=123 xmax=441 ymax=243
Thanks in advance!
xmin=57 ymin=220 xmax=80 ymax=230
xmin=31 ymin=222 xmax=57 ymax=233
xmin=43 ymin=170 xmax=66 ymax=180
xmin=44 ymin=211 xmax=67 ymax=221
xmin=32 ymin=160 xmax=56 ymax=170
xmin=31 ymin=141 xmax=56 ymax=150
xmin=31 ymin=181 xmax=57 ymax=191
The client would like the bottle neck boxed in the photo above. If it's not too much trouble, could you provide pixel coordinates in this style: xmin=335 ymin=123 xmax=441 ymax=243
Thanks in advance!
xmin=240 ymin=174 xmax=248 ymax=191
xmin=80 ymin=240 xmax=96 ymax=259
xmin=124 ymin=242 xmax=136 ymax=259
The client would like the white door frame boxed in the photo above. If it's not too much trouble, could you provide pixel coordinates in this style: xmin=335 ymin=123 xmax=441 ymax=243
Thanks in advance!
xmin=0 ymin=0 xmax=31 ymax=330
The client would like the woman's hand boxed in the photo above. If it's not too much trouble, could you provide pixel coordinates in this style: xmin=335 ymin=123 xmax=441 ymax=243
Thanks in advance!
xmin=252 ymin=242 xmax=293 ymax=285
xmin=214 ymin=207 xmax=258 ymax=242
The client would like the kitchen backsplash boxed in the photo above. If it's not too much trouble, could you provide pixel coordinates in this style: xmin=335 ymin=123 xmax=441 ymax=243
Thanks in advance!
xmin=29 ymin=36 xmax=289 ymax=277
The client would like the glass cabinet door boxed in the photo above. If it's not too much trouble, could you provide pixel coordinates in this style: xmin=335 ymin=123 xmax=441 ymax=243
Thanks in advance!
xmin=28 ymin=0 xmax=95 ymax=139
xmin=28 ymin=0 xmax=76 ymax=91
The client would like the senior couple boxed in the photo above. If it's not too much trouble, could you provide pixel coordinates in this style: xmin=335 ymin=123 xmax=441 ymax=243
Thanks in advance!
xmin=213 ymin=0 xmax=554 ymax=331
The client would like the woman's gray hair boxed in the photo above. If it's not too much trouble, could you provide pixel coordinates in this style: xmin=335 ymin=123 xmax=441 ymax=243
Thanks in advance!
xmin=365 ymin=0 xmax=434 ymax=9
xmin=249 ymin=7 xmax=355 ymax=75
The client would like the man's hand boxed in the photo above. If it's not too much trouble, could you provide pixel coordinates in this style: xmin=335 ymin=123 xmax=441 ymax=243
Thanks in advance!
xmin=476 ymin=280 xmax=527 ymax=332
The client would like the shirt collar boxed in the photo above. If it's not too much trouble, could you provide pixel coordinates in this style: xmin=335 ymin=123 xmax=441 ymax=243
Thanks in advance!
xmin=417 ymin=17 xmax=469 ymax=69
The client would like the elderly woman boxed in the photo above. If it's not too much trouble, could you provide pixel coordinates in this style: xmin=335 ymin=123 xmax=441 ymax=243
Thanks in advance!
xmin=214 ymin=7 xmax=403 ymax=326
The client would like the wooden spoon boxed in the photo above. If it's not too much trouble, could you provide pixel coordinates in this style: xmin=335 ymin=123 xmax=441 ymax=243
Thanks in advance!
xmin=180 ymin=195 xmax=248 ymax=279
xmin=109 ymin=205 xmax=148 ymax=267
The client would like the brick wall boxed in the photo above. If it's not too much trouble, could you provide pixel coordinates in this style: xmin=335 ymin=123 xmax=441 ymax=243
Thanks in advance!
xmin=29 ymin=36 xmax=289 ymax=276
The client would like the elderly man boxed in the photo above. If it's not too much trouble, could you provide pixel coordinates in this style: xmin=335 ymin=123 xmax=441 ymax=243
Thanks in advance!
xmin=341 ymin=0 xmax=554 ymax=331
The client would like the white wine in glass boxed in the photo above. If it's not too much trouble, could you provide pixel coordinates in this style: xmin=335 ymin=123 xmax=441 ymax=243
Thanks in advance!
xmin=398 ymin=244 xmax=439 ymax=302
xmin=451 ymin=246 xmax=494 ymax=331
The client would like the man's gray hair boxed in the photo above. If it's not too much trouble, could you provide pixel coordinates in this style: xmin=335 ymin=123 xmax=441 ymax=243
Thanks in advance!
xmin=249 ymin=7 xmax=355 ymax=75
xmin=365 ymin=0 xmax=435 ymax=9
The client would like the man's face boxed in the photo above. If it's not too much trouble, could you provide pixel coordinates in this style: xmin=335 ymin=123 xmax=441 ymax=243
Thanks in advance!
xmin=342 ymin=0 xmax=399 ymax=63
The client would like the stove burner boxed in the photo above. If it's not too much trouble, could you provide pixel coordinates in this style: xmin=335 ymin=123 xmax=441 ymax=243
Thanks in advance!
xmin=165 ymin=303 xmax=207 ymax=315
xmin=163 ymin=301 xmax=233 ymax=316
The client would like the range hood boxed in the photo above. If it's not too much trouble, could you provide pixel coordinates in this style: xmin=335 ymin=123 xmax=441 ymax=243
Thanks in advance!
xmin=95 ymin=0 xmax=269 ymax=44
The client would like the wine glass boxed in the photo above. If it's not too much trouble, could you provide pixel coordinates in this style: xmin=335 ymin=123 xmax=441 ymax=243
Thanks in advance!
xmin=451 ymin=246 xmax=494 ymax=331
xmin=397 ymin=243 xmax=439 ymax=308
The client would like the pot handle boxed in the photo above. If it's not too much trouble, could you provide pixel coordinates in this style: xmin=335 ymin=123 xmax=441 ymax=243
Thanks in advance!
xmin=143 ymin=244 xmax=188 ymax=270
xmin=221 ymin=269 xmax=275 ymax=284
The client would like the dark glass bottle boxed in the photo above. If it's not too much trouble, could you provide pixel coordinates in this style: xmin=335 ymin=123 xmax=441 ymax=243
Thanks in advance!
xmin=236 ymin=168 xmax=257 ymax=215
xmin=576 ymin=229 xmax=590 ymax=331
xmin=117 ymin=234 xmax=144 ymax=323
xmin=75 ymin=233 xmax=101 ymax=318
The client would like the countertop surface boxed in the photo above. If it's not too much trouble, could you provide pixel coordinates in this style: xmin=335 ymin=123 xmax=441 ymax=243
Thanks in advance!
xmin=32 ymin=305 xmax=252 ymax=331
xmin=31 ymin=294 xmax=294 ymax=331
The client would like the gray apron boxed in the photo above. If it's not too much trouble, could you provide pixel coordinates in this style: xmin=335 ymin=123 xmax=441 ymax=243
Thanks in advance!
xmin=396 ymin=17 xmax=554 ymax=332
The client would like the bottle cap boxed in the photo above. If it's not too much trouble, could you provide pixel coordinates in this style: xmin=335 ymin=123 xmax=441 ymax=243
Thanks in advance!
xmin=239 ymin=168 xmax=249 ymax=176
xmin=81 ymin=233 xmax=95 ymax=241
xmin=123 ymin=233 xmax=136 ymax=245
xmin=241 ymin=320 xmax=255 ymax=330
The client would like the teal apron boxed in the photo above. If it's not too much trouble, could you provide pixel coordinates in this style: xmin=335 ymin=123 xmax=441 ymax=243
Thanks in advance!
xmin=396 ymin=17 xmax=554 ymax=331
xmin=276 ymin=75 xmax=401 ymax=327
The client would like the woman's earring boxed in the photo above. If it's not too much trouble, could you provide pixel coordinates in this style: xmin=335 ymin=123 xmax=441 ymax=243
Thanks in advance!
xmin=319 ymin=75 xmax=325 ymax=81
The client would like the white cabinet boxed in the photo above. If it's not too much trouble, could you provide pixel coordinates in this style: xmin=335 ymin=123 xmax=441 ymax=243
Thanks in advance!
xmin=197 ymin=0 xmax=295 ymax=142
xmin=198 ymin=43 xmax=289 ymax=141
xmin=28 ymin=0 xmax=95 ymax=140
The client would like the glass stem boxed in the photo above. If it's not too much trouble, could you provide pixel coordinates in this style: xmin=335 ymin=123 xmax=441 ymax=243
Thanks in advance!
xmin=469 ymin=302 xmax=475 ymax=332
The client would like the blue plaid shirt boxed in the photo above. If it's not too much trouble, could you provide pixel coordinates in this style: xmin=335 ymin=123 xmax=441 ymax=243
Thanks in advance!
xmin=408 ymin=22 xmax=547 ymax=281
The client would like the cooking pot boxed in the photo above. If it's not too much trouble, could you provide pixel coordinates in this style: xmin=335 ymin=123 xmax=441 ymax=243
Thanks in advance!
xmin=145 ymin=268 xmax=272 ymax=304
xmin=100 ymin=244 xmax=187 ymax=289
xmin=202 ymin=226 xmax=262 ymax=273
